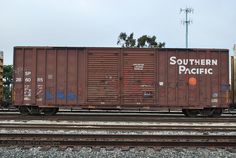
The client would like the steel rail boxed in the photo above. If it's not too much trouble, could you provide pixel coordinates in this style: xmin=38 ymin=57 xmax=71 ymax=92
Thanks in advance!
xmin=0 ymin=133 xmax=236 ymax=147
xmin=0 ymin=124 xmax=236 ymax=132
xmin=1 ymin=114 xmax=236 ymax=123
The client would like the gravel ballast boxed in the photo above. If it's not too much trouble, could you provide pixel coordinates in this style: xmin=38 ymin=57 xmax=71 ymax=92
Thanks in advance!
xmin=1 ymin=129 xmax=236 ymax=136
xmin=0 ymin=120 xmax=235 ymax=157
xmin=0 ymin=147 xmax=236 ymax=158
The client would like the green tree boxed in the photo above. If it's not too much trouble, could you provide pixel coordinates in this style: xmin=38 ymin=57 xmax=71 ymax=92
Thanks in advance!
xmin=117 ymin=32 xmax=136 ymax=47
xmin=3 ymin=65 xmax=13 ymax=102
xmin=147 ymin=35 xmax=158 ymax=48
xmin=117 ymin=32 xmax=127 ymax=47
xmin=117 ymin=32 xmax=165 ymax=48
xmin=137 ymin=35 xmax=148 ymax=48
xmin=126 ymin=33 xmax=136 ymax=47
xmin=158 ymin=42 xmax=166 ymax=48
xmin=137 ymin=35 xmax=165 ymax=48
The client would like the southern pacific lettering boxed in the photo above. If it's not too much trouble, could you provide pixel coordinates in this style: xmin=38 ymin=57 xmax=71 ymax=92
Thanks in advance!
xmin=169 ymin=56 xmax=217 ymax=75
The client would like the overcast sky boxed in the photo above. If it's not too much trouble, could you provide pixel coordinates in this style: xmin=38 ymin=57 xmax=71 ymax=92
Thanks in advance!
xmin=0 ymin=0 xmax=236 ymax=64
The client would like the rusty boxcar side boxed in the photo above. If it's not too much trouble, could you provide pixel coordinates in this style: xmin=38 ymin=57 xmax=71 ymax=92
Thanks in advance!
xmin=13 ymin=47 xmax=230 ymax=116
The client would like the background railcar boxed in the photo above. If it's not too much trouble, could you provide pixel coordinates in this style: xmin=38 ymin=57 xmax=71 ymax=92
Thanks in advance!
xmin=0 ymin=51 xmax=3 ymax=105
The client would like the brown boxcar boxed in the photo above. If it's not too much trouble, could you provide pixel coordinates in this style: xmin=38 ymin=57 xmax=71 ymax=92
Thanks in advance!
xmin=13 ymin=46 xmax=230 ymax=116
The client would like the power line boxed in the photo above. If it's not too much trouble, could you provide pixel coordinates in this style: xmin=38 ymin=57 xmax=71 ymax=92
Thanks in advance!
xmin=180 ymin=7 xmax=194 ymax=48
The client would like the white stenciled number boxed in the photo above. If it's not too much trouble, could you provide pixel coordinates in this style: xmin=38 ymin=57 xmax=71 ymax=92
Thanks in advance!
xmin=37 ymin=77 xmax=43 ymax=82
xmin=25 ymin=71 xmax=31 ymax=76
xmin=133 ymin=64 xmax=144 ymax=70
xmin=15 ymin=78 xmax=22 ymax=82
xmin=25 ymin=78 xmax=31 ymax=82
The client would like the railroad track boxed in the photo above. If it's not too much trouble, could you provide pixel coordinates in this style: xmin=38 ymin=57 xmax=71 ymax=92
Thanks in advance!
xmin=1 ymin=123 xmax=236 ymax=132
xmin=0 ymin=133 xmax=236 ymax=147
xmin=1 ymin=113 xmax=236 ymax=123
xmin=0 ymin=115 xmax=236 ymax=148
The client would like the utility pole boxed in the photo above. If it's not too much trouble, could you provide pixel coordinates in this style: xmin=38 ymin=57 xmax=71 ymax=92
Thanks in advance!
xmin=180 ymin=7 xmax=194 ymax=48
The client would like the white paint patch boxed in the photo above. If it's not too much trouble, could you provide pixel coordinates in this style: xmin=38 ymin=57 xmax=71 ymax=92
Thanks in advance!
xmin=211 ymin=98 xmax=218 ymax=103
xmin=24 ymin=85 xmax=31 ymax=100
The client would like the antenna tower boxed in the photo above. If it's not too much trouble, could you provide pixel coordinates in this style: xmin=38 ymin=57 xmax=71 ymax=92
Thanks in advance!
xmin=180 ymin=7 xmax=194 ymax=48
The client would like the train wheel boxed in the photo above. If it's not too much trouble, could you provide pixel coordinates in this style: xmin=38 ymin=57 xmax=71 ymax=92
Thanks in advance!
xmin=18 ymin=106 xmax=30 ymax=115
xmin=42 ymin=108 xmax=59 ymax=115
xmin=200 ymin=108 xmax=222 ymax=117
xmin=29 ymin=106 xmax=41 ymax=115
xmin=182 ymin=109 xmax=199 ymax=117
xmin=200 ymin=108 xmax=213 ymax=117
xmin=212 ymin=108 xmax=223 ymax=117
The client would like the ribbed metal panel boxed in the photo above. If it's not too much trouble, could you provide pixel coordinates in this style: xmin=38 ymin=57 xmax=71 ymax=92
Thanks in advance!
xmin=123 ymin=49 xmax=155 ymax=105
xmin=87 ymin=49 xmax=120 ymax=104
